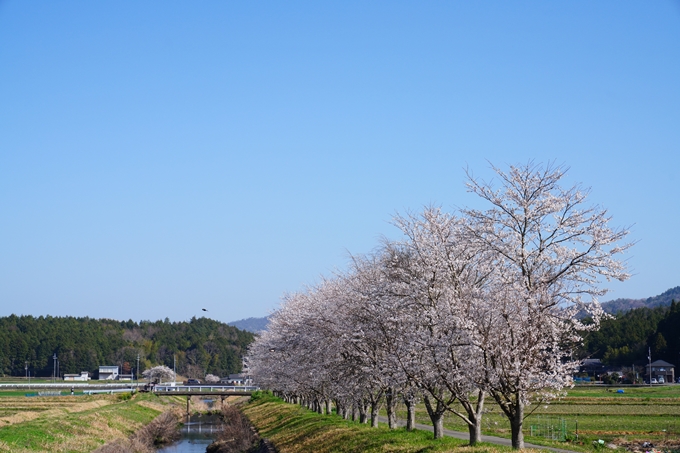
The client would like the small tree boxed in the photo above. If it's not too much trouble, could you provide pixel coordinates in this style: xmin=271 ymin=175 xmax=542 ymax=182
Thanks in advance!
xmin=142 ymin=365 xmax=175 ymax=383
xmin=205 ymin=374 xmax=220 ymax=383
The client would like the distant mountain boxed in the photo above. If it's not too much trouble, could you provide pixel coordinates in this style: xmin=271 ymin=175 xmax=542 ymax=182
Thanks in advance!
xmin=228 ymin=316 xmax=270 ymax=333
xmin=601 ymin=286 xmax=680 ymax=314
xmin=229 ymin=287 xmax=680 ymax=331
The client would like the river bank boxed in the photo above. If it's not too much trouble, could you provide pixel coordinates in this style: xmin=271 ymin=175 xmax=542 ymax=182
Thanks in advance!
xmin=0 ymin=391 xmax=184 ymax=452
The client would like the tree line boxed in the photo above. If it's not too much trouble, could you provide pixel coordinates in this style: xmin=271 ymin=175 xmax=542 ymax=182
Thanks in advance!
xmin=0 ymin=315 xmax=253 ymax=379
xmin=583 ymin=300 xmax=680 ymax=366
xmin=247 ymin=162 xmax=632 ymax=450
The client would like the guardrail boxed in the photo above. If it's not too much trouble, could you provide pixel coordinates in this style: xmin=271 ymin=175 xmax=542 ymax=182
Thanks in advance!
xmin=0 ymin=383 xmax=143 ymax=389
xmin=83 ymin=388 xmax=136 ymax=395
xmin=153 ymin=385 xmax=259 ymax=392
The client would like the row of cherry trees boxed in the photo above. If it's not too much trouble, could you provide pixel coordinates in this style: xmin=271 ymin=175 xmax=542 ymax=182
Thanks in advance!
xmin=247 ymin=163 xmax=632 ymax=449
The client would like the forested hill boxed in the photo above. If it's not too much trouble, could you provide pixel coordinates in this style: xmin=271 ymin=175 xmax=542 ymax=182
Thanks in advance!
xmin=583 ymin=300 xmax=680 ymax=366
xmin=0 ymin=316 xmax=254 ymax=379
xmin=600 ymin=286 xmax=680 ymax=314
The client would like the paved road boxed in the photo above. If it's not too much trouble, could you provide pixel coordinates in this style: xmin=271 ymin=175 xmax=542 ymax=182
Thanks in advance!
xmin=377 ymin=416 xmax=579 ymax=453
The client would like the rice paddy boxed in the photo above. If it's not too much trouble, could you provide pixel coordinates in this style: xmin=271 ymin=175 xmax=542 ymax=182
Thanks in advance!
xmin=393 ymin=385 xmax=680 ymax=452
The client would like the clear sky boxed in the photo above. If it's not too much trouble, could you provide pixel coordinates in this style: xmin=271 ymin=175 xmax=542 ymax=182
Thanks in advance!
xmin=1 ymin=1 xmax=679 ymax=323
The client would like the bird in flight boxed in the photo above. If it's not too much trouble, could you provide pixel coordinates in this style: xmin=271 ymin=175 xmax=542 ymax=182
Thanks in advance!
xmin=202 ymin=308 xmax=208 ymax=312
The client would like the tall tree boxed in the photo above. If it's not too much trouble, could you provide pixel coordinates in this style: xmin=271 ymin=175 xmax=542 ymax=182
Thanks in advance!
xmin=463 ymin=162 xmax=632 ymax=449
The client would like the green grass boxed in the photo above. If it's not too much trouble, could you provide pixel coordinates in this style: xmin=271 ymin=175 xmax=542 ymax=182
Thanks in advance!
xmin=244 ymin=393 xmax=523 ymax=453
xmin=383 ymin=385 xmax=680 ymax=453
xmin=0 ymin=392 xmax=178 ymax=452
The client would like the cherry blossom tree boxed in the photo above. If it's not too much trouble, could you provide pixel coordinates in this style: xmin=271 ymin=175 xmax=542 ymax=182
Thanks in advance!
xmin=463 ymin=162 xmax=632 ymax=449
xmin=246 ymin=162 xmax=632 ymax=450
xmin=142 ymin=365 xmax=175 ymax=383
xmin=385 ymin=208 xmax=490 ymax=442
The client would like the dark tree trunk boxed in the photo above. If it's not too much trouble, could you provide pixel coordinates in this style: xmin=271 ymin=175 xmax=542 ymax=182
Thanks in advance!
xmin=424 ymin=395 xmax=446 ymax=439
xmin=468 ymin=423 xmax=482 ymax=445
xmin=359 ymin=400 xmax=368 ymax=424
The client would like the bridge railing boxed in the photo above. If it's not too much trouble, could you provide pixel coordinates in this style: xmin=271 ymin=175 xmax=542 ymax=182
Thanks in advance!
xmin=0 ymin=383 xmax=143 ymax=389
xmin=153 ymin=385 xmax=259 ymax=393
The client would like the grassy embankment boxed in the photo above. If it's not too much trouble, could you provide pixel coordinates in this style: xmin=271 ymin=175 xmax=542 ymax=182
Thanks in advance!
xmin=243 ymin=387 xmax=680 ymax=453
xmin=0 ymin=390 xmax=184 ymax=452
xmin=389 ymin=386 xmax=680 ymax=452
xmin=243 ymin=392 xmax=524 ymax=453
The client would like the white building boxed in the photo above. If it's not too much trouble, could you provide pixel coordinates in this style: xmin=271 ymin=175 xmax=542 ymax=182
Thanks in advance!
xmin=98 ymin=366 xmax=119 ymax=380
xmin=220 ymin=373 xmax=253 ymax=386
xmin=64 ymin=371 xmax=90 ymax=381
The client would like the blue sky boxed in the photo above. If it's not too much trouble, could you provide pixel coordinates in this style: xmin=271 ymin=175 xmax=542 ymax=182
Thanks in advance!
xmin=1 ymin=1 xmax=679 ymax=323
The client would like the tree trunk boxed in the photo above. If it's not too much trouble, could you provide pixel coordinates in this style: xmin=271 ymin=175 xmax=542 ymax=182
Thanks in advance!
xmin=466 ymin=389 xmax=485 ymax=445
xmin=405 ymin=398 xmax=416 ymax=431
xmin=351 ymin=403 xmax=357 ymax=421
xmin=326 ymin=399 xmax=332 ymax=416
xmin=468 ymin=423 xmax=482 ymax=445
xmin=359 ymin=401 xmax=368 ymax=424
xmin=424 ymin=396 xmax=445 ymax=439
xmin=370 ymin=400 xmax=381 ymax=427
xmin=385 ymin=388 xmax=398 ymax=429
xmin=510 ymin=401 xmax=524 ymax=449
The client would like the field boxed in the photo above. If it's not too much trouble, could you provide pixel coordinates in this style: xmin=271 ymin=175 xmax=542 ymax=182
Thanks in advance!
xmin=391 ymin=386 xmax=680 ymax=452
xmin=0 ymin=390 xmax=184 ymax=452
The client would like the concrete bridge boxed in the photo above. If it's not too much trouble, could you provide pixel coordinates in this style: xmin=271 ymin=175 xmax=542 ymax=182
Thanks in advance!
xmin=152 ymin=384 xmax=258 ymax=395
xmin=152 ymin=384 xmax=258 ymax=414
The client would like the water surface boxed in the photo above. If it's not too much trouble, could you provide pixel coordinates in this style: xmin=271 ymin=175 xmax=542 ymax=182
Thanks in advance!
xmin=157 ymin=413 xmax=222 ymax=453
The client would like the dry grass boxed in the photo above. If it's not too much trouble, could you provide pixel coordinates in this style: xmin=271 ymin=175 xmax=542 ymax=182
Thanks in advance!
xmin=94 ymin=411 xmax=180 ymax=453
xmin=0 ymin=393 xmax=168 ymax=452
xmin=0 ymin=397 xmax=113 ymax=427
xmin=207 ymin=404 xmax=259 ymax=453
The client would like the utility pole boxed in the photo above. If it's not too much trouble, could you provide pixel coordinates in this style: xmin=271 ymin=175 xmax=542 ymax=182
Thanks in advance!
xmin=53 ymin=353 xmax=57 ymax=383
xmin=648 ymin=347 xmax=652 ymax=387
xmin=173 ymin=354 xmax=176 ymax=384
xmin=136 ymin=354 xmax=140 ymax=385
xmin=25 ymin=362 xmax=28 ymax=381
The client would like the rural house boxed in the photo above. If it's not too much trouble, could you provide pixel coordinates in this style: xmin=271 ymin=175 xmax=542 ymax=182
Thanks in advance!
xmin=63 ymin=371 xmax=90 ymax=381
xmin=98 ymin=365 xmax=119 ymax=380
xmin=647 ymin=360 xmax=675 ymax=383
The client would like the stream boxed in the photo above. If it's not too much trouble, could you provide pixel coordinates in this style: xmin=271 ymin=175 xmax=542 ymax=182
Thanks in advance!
xmin=157 ymin=411 xmax=223 ymax=453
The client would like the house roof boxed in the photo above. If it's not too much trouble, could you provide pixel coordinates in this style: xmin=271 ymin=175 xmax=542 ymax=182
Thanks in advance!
xmin=650 ymin=360 xmax=675 ymax=367
xmin=581 ymin=359 xmax=603 ymax=365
